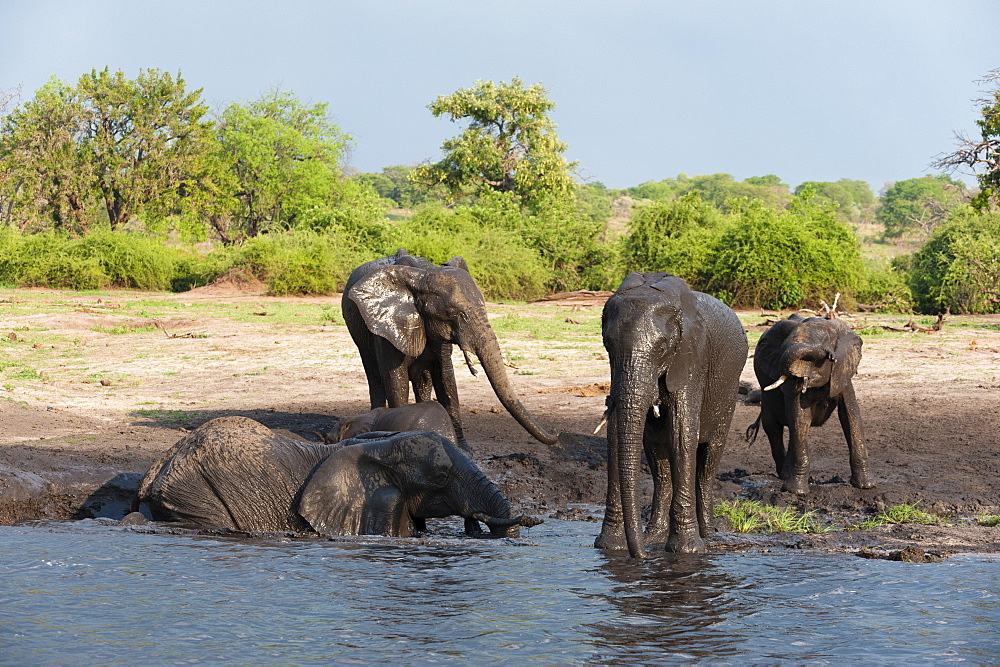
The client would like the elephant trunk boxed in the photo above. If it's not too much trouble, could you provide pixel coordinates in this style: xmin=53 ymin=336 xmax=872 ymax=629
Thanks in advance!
xmin=470 ymin=329 xmax=559 ymax=446
xmin=612 ymin=355 xmax=658 ymax=559
xmin=778 ymin=343 xmax=829 ymax=393
xmin=457 ymin=465 xmax=523 ymax=538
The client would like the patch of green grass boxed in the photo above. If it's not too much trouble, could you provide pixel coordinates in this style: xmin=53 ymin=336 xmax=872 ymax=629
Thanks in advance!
xmin=132 ymin=408 xmax=189 ymax=424
xmin=976 ymin=512 xmax=1000 ymax=527
xmin=852 ymin=502 xmax=941 ymax=529
xmin=91 ymin=324 xmax=157 ymax=335
xmin=8 ymin=368 xmax=41 ymax=380
xmin=715 ymin=498 xmax=826 ymax=534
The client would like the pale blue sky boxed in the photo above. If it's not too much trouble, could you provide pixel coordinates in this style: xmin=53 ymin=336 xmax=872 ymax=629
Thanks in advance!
xmin=1 ymin=0 xmax=996 ymax=192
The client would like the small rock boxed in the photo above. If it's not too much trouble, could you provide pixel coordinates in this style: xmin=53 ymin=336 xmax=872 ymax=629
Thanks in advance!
xmin=100 ymin=378 xmax=112 ymax=386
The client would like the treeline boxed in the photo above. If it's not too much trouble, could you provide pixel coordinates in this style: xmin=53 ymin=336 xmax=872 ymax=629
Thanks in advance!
xmin=0 ymin=70 xmax=998 ymax=314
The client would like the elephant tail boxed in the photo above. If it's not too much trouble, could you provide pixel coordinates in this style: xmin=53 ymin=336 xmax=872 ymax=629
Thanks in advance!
xmin=745 ymin=414 xmax=762 ymax=445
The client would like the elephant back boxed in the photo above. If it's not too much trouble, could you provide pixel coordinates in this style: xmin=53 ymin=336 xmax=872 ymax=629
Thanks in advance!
xmin=139 ymin=416 xmax=335 ymax=532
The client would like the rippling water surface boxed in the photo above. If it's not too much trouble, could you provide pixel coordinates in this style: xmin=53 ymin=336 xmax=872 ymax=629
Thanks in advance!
xmin=1 ymin=520 xmax=997 ymax=662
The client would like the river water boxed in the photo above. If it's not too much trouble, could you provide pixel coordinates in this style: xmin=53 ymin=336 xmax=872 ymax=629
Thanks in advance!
xmin=1 ymin=518 xmax=997 ymax=663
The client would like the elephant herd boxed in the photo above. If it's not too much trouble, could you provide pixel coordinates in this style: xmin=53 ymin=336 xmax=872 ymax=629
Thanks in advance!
xmin=137 ymin=250 xmax=874 ymax=558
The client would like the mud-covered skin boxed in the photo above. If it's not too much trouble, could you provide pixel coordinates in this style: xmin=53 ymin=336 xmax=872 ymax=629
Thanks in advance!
xmin=334 ymin=401 xmax=458 ymax=449
xmin=137 ymin=417 xmax=534 ymax=537
xmin=748 ymin=314 xmax=873 ymax=495
xmin=596 ymin=273 xmax=748 ymax=557
xmin=342 ymin=249 xmax=559 ymax=450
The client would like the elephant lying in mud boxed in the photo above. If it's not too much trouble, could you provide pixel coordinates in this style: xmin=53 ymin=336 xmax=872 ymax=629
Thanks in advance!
xmin=746 ymin=313 xmax=874 ymax=495
xmin=136 ymin=416 xmax=540 ymax=538
xmin=331 ymin=401 xmax=457 ymax=448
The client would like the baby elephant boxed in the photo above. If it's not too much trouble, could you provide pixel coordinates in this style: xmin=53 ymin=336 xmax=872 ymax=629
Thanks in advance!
xmin=747 ymin=314 xmax=874 ymax=495
xmin=333 ymin=401 xmax=459 ymax=449
xmin=136 ymin=416 xmax=538 ymax=538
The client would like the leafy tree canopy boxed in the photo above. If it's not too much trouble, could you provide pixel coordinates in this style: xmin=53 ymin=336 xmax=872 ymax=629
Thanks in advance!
xmin=413 ymin=77 xmax=577 ymax=210
xmin=0 ymin=69 xmax=215 ymax=233
xmin=876 ymin=174 xmax=968 ymax=238
xmin=625 ymin=173 xmax=792 ymax=211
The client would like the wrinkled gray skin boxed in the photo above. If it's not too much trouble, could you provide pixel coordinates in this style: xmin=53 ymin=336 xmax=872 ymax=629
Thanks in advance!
xmin=136 ymin=416 xmax=536 ymax=538
xmin=334 ymin=401 xmax=458 ymax=448
xmin=595 ymin=273 xmax=748 ymax=558
xmin=342 ymin=249 xmax=558 ymax=450
xmin=747 ymin=314 xmax=874 ymax=495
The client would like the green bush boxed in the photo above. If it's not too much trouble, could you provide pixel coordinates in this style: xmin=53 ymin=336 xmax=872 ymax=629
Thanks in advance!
xmin=236 ymin=230 xmax=372 ymax=295
xmin=907 ymin=208 xmax=1000 ymax=314
xmin=392 ymin=203 xmax=549 ymax=300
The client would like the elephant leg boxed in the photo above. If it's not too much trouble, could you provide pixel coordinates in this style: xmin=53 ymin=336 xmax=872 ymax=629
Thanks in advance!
xmin=838 ymin=387 xmax=874 ymax=489
xmin=665 ymin=389 xmax=705 ymax=554
xmin=377 ymin=340 xmax=411 ymax=408
xmin=761 ymin=414 xmax=786 ymax=479
xmin=595 ymin=411 xmax=627 ymax=550
xmin=359 ymin=344 xmax=388 ymax=409
xmin=431 ymin=345 xmax=469 ymax=450
xmin=643 ymin=412 xmax=671 ymax=546
xmin=696 ymin=438 xmax=726 ymax=539
xmin=783 ymin=394 xmax=812 ymax=495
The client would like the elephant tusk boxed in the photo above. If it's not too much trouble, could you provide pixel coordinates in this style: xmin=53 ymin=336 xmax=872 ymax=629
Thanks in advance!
xmin=593 ymin=416 xmax=608 ymax=435
xmin=462 ymin=348 xmax=479 ymax=377
xmin=472 ymin=512 xmax=544 ymax=528
xmin=763 ymin=375 xmax=788 ymax=391
xmin=652 ymin=404 xmax=661 ymax=418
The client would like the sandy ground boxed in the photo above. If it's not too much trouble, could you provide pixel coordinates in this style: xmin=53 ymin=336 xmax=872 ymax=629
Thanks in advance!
xmin=1 ymin=283 xmax=998 ymax=557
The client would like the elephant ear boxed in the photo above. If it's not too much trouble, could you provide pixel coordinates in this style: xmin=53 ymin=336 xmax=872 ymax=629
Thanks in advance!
xmin=830 ymin=323 xmax=863 ymax=397
xmin=347 ymin=265 xmax=427 ymax=358
xmin=648 ymin=275 xmax=705 ymax=392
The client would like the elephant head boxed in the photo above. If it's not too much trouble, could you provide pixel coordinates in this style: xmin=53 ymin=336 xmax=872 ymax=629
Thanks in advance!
xmin=297 ymin=431 xmax=538 ymax=537
xmin=346 ymin=262 xmax=558 ymax=446
xmin=762 ymin=317 xmax=862 ymax=398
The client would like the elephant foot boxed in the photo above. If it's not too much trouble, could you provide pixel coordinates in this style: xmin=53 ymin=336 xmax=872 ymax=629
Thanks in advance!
xmin=594 ymin=525 xmax=630 ymax=551
xmin=666 ymin=530 xmax=706 ymax=554
xmin=781 ymin=476 xmax=810 ymax=496
xmin=644 ymin=524 xmax=669 ymax=550
xmin=851 ymin=473 xmax=875 ymax=490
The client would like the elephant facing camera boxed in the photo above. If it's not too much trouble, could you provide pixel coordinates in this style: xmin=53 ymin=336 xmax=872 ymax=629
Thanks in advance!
xmin=746 ymin=313 xmax=875 ymax=495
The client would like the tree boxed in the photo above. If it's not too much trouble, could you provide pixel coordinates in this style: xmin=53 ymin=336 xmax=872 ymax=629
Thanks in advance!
xmin=0 ymin=69 xmax=218 ymax=233
xmin=0 ymin=78 xmax=95 ymax=233
xmin=906 ymin=208 xmax=1000 ymax=314
xmin=876 ymin=174 xmax=967 ymax=238
xmin=77 ymin=68 xmax=217 ymax=229
xmin=933 ymin=68 xmax=1000 ymax=211
xmin=213 ymin=90 xmax=383 ymax=244
xmin=413 ymin=78 xmax=577 ymax=210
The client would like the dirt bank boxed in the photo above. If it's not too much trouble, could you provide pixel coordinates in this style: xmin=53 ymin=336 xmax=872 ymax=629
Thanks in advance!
xmin=1 ymin=287 xmax=998 ymax=556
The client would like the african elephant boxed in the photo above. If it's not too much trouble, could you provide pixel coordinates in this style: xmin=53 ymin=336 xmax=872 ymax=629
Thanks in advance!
xmin=595 ymin=273 xmax=748 ymax=557
xmin=342 ymin=249 xmax=558 ymax=450
xmin=136 ymin=416 xmax=539 ymax=537
xmin=333 ymin=401 xmax=458 ymax=447
xmin=746 ymin=313 xmax=874 ymax=495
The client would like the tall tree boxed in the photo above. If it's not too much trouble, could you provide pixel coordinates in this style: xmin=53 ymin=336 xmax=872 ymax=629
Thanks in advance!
xmin=213 ymin=90 xmax=364 ymax=243
xmin=414 ymin=77 xmax=577 ymax=209
xmin=0 ymin=78 xmax=94 ymax=233
xmin=77 ymin=68 xmax=216 ymax=229
xmin=0 ymin=69 xmax=217 ymax=233
xmin=933 ymin=68 xmax=1000 ymax=210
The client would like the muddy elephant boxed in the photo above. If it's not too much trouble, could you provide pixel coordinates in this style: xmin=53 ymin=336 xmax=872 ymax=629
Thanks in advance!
xmin=333 ymin=401 xmax=457 ymax=447
xmin=746 ymin=313 xmax=874 ymax=495
xmin=136 ymin=416 xmax=539 ymax=537
xmin=342 ymin=249 xmax=558 ymax=450
xmin=595 ymin=273 xmax=748 ymax=557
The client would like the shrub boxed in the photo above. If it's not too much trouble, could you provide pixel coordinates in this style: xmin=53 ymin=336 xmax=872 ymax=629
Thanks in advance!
xmin=906 ymin=208 xmax=1000 ymax=314
xmin=236 ymin=229 xmax=372 ymax=295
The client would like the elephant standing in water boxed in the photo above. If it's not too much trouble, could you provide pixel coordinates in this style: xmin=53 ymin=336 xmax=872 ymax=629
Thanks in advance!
xmin=136 ymin=416 xmax=539 ymax=537
xmin=595 ymin=273 xmax=747 ymax=557
xmin=342 ymin=249 xmax=558 ymax=450
xmin=746 ymin=313 xmax=874 ymax=495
